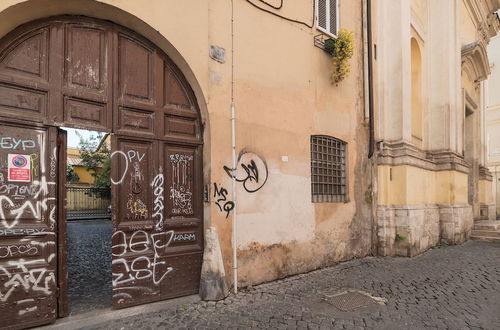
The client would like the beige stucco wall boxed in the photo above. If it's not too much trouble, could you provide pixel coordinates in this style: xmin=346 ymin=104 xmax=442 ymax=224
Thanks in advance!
xmin=0 ymin=0 xmax=372 ymax=287
xmin=373 ymin=0 xmax=499 ymax=255
xmin=479 ymin=179 xmax=494 ymax=204
xmin=378 ymin=165 xmax=467 ymax=206
xmin=486 ymin=35 xmax=500 ymax=218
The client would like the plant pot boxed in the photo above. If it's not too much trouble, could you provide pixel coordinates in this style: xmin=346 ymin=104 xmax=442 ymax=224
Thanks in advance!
xmin=324 ymin=38 xmax=336 ymax=55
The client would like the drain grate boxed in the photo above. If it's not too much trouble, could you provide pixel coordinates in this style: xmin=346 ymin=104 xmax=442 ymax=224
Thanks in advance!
xmin=323 ymin=290 xmax=380 ymax=312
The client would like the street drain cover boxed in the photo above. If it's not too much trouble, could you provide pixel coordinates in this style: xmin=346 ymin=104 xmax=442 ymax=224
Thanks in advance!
xmin=323 ymin=290 xmax=381 ymax=312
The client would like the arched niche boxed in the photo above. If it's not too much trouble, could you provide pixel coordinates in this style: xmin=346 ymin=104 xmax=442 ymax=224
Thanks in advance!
xmin=411 ymin=37 xmax=423 ymax=146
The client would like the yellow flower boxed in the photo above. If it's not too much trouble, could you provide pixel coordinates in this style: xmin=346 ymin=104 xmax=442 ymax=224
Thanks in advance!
xmin=330 ymin=29 xmax=354 ymax=84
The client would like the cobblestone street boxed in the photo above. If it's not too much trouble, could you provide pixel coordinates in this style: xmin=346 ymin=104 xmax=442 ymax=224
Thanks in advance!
xmin=68 ymin=219 xmax=112 ymax=315
xmin=72 ymin=240 xmax=500 ymax=330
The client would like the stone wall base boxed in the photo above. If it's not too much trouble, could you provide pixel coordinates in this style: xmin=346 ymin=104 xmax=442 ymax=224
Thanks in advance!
xmin=479 ymin=203 xmax=496 ymax=221
xmin=377 ymin=204 xmax=472 ymax=257
xmin=439 ymin=204 xmax=473 ymax=244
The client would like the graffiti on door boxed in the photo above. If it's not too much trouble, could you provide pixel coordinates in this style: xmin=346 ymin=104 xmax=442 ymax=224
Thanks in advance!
xmin=0 ymin=142 xmax=56 ymax=229
xmin=112 ymin=230 xmax=174 ymax=300
xmin=169 ymin=153 xmax=194 ymax=215
xmin=151 ymin=171 xmax=165 ymax=231
xmin=0 ymin=255 xmax=56 ymax=303
xmin=0 ymin=127 xmax=58 ymax=324
xmin=0 ymin=16 xmax=205 ymax=325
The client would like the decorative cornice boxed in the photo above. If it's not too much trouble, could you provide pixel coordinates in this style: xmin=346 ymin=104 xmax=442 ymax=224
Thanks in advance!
xmin=377 ymin=141 xmax=470 ymax=174
xmin=462 ymin=40 xmax=491 ymax=82
xmin=479 ymin=165 xmax=493 ymax=181
xmin=464 ymin=0 xmax=500 ymax=40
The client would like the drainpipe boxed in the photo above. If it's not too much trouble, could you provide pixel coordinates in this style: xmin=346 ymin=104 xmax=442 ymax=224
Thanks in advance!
xmin=367 ymin=0 xmax=375 ymax=159
xmin=231 ymin=103 xmax=237 ymax=294
xmin=230 ymin=0 xmax=238 ymax=295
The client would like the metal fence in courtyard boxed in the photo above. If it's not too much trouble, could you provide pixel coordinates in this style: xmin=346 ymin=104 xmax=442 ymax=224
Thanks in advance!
xmin=67 ymin=187 xmax=111 ymax=220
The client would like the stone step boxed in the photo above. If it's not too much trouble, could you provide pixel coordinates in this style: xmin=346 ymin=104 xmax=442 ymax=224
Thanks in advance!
xmin=471 ymin=229 xmax=500 ymax=238
xmin=470 ymin=235 xmax=500 ymax=242
xmin=473 ymin=220 xmax=500 ymax=231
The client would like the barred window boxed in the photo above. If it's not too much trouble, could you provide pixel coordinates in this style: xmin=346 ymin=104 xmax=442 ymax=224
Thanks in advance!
xmin=311 ymin=135 xmax=347 ymax=203
xmin=316 ymin=0 xmax=339 ymax=37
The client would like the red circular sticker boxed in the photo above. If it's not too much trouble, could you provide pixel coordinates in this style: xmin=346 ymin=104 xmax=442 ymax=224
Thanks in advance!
xmin=12 ymin=155 xmax=27 ymax=168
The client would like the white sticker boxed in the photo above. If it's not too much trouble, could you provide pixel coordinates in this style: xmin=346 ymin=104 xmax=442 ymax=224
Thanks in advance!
xmin=7 ymin=154 xmax=31 ymax=182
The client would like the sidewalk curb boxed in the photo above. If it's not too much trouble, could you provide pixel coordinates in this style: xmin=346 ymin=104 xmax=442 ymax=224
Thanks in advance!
xmin=39 ymin=295 xmax=201 ymax=330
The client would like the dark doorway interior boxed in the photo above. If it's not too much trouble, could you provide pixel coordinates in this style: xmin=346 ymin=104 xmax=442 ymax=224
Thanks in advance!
xmin=64 ymin=128 xmax=112 ymax=315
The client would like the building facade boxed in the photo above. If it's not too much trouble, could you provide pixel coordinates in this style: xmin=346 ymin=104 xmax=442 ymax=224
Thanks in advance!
xmin=373 ymin=0 xmax=500 ymax=257
xmin=0 ymin=0 xmax=499 ymax=328
xmin=485 ymin=35 xmax=500 ymax=218
xmin=0 ymin=1 xmax=372 ymax=327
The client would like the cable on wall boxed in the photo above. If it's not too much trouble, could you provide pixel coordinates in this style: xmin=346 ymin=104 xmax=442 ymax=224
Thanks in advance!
xmin=257 ymin=0 xmax=283 ymax=10
xmin=245 ymin=0 xmax=315 ymax=29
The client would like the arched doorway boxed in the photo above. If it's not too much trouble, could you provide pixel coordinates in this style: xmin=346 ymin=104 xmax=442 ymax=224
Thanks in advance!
xmin=0 ymin=16 xmax=204 ymax=328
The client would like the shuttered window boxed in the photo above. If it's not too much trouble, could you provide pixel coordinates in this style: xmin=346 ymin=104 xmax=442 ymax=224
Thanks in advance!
xmin=311 ymin=135 xmax=347 ymax=203
xmin=316 ymin=0 xmax=339 ymax=37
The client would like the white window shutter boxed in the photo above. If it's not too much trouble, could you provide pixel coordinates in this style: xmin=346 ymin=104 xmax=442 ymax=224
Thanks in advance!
xmin=317 ymin=0 xmax=339 ymax=37
xmin=329 ymin=0 xmax=338 ymax=36
xmin=318 ymin=0 xmax=328 ymax=30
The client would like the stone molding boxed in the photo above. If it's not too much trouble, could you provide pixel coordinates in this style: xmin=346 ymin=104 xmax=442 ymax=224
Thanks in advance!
xmin=377 ymin=140 xmax=470 ymax=173
xmin=479 ymin=165 xmax=493 ymax=181
xmin=462 ymin=40 xmax=491 ymax=83
xmin=463 ymin=0 xmax=500 ymax=42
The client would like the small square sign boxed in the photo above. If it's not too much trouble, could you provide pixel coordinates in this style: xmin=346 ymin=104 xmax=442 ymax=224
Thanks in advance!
xmin=8 ymin=154 xmax=31 ymax=182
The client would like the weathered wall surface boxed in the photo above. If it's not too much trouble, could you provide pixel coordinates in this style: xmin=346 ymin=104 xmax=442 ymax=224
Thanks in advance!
xmin=486 ymin=35 xmax=500 ymax=219
xmin=373 ymin=0 xmax=500 ymax=256
xmin=0 ymin=0 xmax=372 ymax=291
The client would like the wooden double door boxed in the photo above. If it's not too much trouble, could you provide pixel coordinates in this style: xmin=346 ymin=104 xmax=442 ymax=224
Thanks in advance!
xmin=0 ymin=16 xmax=204 ymax=329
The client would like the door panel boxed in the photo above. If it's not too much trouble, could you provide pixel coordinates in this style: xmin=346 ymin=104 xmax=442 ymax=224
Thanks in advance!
xmin=111 ymin=137 xmax=203 ymax=308
xmin=111 ymin=135 xmax=161 ymax=308
xmin=161 ymin=143 xmax=203 ymax=298
xmin=0 ymin=123 xmax=58 ymax=329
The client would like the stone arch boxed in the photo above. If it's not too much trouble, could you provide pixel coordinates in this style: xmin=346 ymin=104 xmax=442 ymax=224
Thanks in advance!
xmin=462 ymin=40 xmax=490 ymax=84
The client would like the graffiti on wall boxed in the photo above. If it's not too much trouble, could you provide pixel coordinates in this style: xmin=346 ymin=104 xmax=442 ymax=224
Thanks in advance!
xmin=215 ymin=152 xmax=268 ymax=218
xmin=213 ymin=183 xmax=234 ymax=218
xmin=223 ymin=152 xmax=268 ymax=193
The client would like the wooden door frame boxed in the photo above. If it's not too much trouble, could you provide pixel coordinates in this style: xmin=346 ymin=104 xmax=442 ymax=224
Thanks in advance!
xmin=57 ymin=128 xmax=68 ymax=317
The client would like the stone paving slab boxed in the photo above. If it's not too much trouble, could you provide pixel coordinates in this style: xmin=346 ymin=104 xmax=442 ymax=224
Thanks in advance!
xmin=51 ymin=240 xmax=500 ymax=330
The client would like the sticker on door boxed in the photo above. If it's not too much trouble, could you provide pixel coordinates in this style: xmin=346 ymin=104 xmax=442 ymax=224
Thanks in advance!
xmin=8 ymin=154 xmax=31 ymax=182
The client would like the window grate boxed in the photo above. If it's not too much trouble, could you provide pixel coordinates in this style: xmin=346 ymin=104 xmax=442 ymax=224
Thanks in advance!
xmin=311 ymin=135 xmax=347 ymax=203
